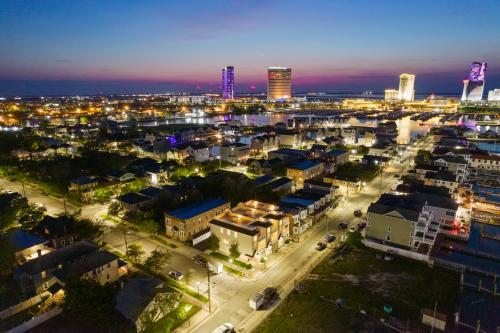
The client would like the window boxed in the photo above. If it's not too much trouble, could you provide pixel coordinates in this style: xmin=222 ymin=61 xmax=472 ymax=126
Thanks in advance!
xmin=410 ymin=232 xmax=413 ymax=237
xmin=61 ymin=240 xmax=65 ymax=246
xmin=387 ymin=227 xmax=391 ymax=232
xmin=220 ymin=227 xmax=224 ymax=233
xmin=107 ymin=263 xmax=111 ymax=268
xmin=386 ymin=235 xmax=391 ymax=241
xmin=41 ymin=271 xmax=46 ymax=279
xmin=107 ymin=274 xmax=110 ymax=280
xmin=69 ymin=236 xmax=74 ymax=244
xmin=43 ymin=282 xmax=49 ymax=290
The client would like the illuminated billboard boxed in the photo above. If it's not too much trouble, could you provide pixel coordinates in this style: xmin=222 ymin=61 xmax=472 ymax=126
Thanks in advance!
xmin=468 ymin=62 xmax=487 ymax=83
xmin=462 ymin=62 xmax=487 ymax=102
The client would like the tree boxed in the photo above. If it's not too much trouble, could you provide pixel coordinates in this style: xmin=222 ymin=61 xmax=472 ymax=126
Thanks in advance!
xmin=74 ymin=218 xmax=104 ymax=240
xmin=127 ymin=243 xmax=145 ymax=263
xmin=18 ymin=203 xmax=46 ymax=230
xmin=62 ymin=279 xmax=118 ymax=330
xmin=144 ymin=249 xmax=171 ymax=274
xmin=107 ymin=201 xmax=122 ymax=217
xmin=138 ymin=292 xmax=180 ymax=333
xmin=184 ymin=271 xmax=192 ymax=287
xmin=208 ymin=235 xmax=220 ymax=252
xmin=229 ymin=242 xmax=240 ymax=259
xmin=0 ymin=238 xmax=16 ymax=275
xmin=0 ymin=193 xmax=27 ymax=232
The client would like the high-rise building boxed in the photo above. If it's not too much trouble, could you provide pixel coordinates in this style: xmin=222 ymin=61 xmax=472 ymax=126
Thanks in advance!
xmin=461 ymin=62 xmax=487 ymax=102
xmin=488 ymin=89 xmax=500 ymax=102
xmin=384 ymin=89 xmax=399 ymax=101
xmin=222 ymin=66 xmax=234 ymax=100
xmin=267 ymin=67 xmax=292 ymax=100
xmin=398 ymin=74 xmax=415 ymax=102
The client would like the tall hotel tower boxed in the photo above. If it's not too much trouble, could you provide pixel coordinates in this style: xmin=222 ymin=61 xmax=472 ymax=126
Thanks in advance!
xmin=267 ymin=67 xmax=292 ymax=101
xmin=461 ymin=62 xmax=487 ymax=102
xmin=398 ymin=73 xmax=415 ymax=102
xmin=222 ymin=66 xmax=234 ymax=100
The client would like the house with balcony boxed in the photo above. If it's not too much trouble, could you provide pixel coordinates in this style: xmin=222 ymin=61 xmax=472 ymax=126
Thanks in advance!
xmin=14 ymin=240 xmax=125 ymax=296
xmin=365 ymin=193 xmax=438 ymax=254
xmin=209 ymin=200 xmax=289 ymax=260
xmin=220 ymin=143 xmax=250 ymax=164
xmin=432 ymin=155 xmax=468 ymax=182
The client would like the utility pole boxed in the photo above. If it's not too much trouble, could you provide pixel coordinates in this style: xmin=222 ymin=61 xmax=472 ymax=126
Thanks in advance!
xmin=379 ymin=165 xmax=383 ymax=195
xmin=63 ymin=196 xmax=68 ymax=215
xmin=207 ymin=265 xmax=212 ymax=313
xmin=21 ymin=180 xmax=26 ymax=197
xmin=123 ymin=230 xmax=129 ymax=256
xmin=431 ymin=301 xmax=437 ymax=333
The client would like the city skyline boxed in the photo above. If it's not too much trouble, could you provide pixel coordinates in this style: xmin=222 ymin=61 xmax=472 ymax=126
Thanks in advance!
xmin=1 ymin=0 xmax=500 ymax=96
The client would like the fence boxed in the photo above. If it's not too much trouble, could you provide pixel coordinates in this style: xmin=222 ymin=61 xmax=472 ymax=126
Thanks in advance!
xmin=7 ymin=306 xmax=62 ymax=333
xmin=192 ymin=230 xmax=211 ymax=246
xmin=362 ymin=239 xmax=430 ymax=263
xmin=0 ymin=292 xmax=50 ymax=320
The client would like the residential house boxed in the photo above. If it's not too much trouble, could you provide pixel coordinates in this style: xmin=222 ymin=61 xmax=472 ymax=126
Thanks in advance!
xmin=250 ymin=135 xmax=278 ymax=156
xmin=32 ymin=215 xmax=76 ymax=249
xmin=366 ymin=193 xmax=436 ymax=251
xmin=176 ymin=142 xmax=210 ymax=162
xmin=165 ymin=198 xmax=230 ymax=241
xmin=424 ymin=171 xmax=460 ymax=195
xmin=115 ymin=278 xmax=177 ymax=332
xmin=268 ymin=148 xmax=309 ymax=164
xmin=68 ymin=176 xmax=99 ymax=193
xmin=107 ymin=170 xmax=136 ymax=183
xmin=14 ymin=240 xmax=125 ymax=295
xmin=267 ymin=177 xmax=293 ymax=194
xmin=220 ymin=143 xmax=250 ymax=164
xmin=209 ymin=200 xmax=289 ymax=260
xmin=469 ymin=154 xmax=500 ymax=172
xmin=277 ymin=130 xmax=302 ymax=148
xmin=432 ymin=155 xmax=468 ymax=182
xmin=286 ymin=160 xmax=324 ymax=189
xmin=8 ymin=230 xmax=50 ymax=264
xmin=323 ymin=174 xmax=362 ymax=194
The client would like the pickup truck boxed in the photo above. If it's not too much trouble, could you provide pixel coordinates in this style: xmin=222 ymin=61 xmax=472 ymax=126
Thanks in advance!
xmin=249 ymin=287 xmax=279 ymax=310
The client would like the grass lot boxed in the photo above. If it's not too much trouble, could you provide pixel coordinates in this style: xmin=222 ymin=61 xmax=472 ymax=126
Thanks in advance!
xmin=149 ymin=302 xmax=200 ymax=333
xmin=210 ymin=251 xmax=253 ymax=270
xmin=256 ymin=234 xmax=460 ymax=333
xmin=151 ymin=235 xmax=178 ymax=249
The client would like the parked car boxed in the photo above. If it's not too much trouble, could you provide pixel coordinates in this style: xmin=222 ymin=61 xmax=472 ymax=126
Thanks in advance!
xmin=357 ymin=222 xmax=367 ymax=230
xmin=349 ymin=226 xmax=357 ymax=233
xmin=212 ymin=323 xmax=235 ymax=333
xmin=393 ymin=174 xmax=400 ymax=178
xmin=315 ymin=242 xmax=327 ymax=251
xmin=324 ymin=234 xmax=336 ymax=243
xmin=353 ymin=209 xmax=362 ymax=217
xmin=338 ymin=222 xmax=348 ymax=230
xmin=168 ymin=270 xmax=184 ymax=280
xmin=192 ymin=255 xmax=207 ymax=267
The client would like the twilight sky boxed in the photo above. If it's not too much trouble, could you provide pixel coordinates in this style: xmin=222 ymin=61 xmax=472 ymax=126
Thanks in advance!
xmin=1 ymin=0 xmax=500 ymax=96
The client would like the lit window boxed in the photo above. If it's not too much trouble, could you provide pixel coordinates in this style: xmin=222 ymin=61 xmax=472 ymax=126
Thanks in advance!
xmin=387 ymin=227 xmax=391 ymax=232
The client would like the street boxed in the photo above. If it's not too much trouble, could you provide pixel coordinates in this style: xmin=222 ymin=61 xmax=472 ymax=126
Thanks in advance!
xmin=0 ymin=137 xmax=429 ymax=333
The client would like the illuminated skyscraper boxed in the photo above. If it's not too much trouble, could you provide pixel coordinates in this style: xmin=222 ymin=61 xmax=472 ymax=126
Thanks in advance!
xmin=461 ymin=62 xmax=487 ymax=102
xmin=267 ymin=67 xmax=292 ymax=100
xmin=384 ymin=89 xmax=399 ymax=101
xmin=398 ymin=74 xmax=415 ymax=102
xmin=222 ymin=66 xmax=234 ymax=100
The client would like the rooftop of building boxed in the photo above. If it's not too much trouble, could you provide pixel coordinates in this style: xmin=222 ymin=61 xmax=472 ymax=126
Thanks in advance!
xmin=15 ymin=240 xmax=99 ymax=275
xmin=8 ymin=230 xmax=47 ymax=251
xmin=288 ymin=159 xmax=322 ymax=171
xmin=166 ymin=198 xmax=228 ymax=220
xmin=52 ymin=249 xmax=119 ymax=283
xmin=280 ymin=196 xmax=315 ymax=207
xmin=367 ymin=193 xmax=424 ymax=222
xmin=117 ymin=192 xmax=150 ymax=205
xmin=115 ymin=278 xmax=168 ymax=324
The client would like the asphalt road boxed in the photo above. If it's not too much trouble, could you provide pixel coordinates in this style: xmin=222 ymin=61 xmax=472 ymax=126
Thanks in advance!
xmin=0 ymin=137 xmax=430 ymax=333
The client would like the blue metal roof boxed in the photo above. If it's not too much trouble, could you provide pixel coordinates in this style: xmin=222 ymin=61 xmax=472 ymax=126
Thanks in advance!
xmin=9 ymin=230 xmax=47 ymax=250
xmin=289 ymin=160 xmax=321 ymax=170
xmin=280 ymin=196 xmax=315 ymax=207
xmin=166 ymin=198 xmax=228 ymax=220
